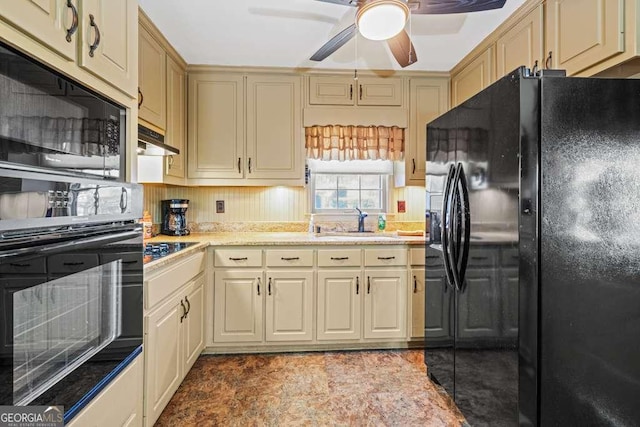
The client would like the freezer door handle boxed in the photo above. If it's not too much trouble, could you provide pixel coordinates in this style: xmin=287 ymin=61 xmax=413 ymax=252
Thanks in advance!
xmin=456 ymin=163 xmax=471 ymax=288
xmin=441 ymin=164 xmax=456 ymax=289
xmin=446 ymin=163 xmax=462 ymax=291
xmin=447 ymin=163 xmax=470 ymax=292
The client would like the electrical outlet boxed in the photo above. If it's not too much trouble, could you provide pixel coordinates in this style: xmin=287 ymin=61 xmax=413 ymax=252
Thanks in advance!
xmin=216 ymin=200 xmax=225 ymax=213
xmin=397 ymin=200 xmax=406 ymax=213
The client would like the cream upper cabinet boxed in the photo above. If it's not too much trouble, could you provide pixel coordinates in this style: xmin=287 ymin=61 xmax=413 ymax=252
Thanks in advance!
xmin=0 ymin=0 xmax=78 ymax=61
xmin=317 ymin=270 xmax=362 ymax=341
xmin=400 ymin=77 xmax=448 ymax=186
xmin=545 ymin=0 xmax=624 ymax=76
xmin=308 ymin=75 xmax=403 ymax=106
xmin=188 ymin=72 xmax=245 ymax=180
xmin=452 ymin=46 xmax=494 ymax=107
xmin=138 ymin=25 xmax=166 ymax=130
xmin=165 ymin=55 xmax=186 ymax=180
xmin=264 ymin=270 xmax=313 ymax=342
xmin=410 ymin=267 xmax=425 ymax=338
xmin=246 ymin=75 xmax=302 ymax=181
xmin=363 ymin=269 xmax=407 ymax=339
xmin=213 ymin=269 xmax=264 ymax=343
xmin=78 ymin=0 xmax=137 ymax=98
xmin=496 ymin=4 xmax=544 ymax=78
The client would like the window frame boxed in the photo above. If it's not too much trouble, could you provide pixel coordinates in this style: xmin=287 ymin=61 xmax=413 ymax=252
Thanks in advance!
xmin=310 ymin=172 xmax=389 ymax=214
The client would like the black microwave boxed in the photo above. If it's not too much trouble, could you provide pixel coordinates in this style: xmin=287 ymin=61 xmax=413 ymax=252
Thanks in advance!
xmin=0 ymin=42 xmax=126 ymax=180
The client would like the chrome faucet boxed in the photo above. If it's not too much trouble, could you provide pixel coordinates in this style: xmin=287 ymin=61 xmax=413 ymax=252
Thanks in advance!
xmin=355 ymin=207 xmax=367 ymax=232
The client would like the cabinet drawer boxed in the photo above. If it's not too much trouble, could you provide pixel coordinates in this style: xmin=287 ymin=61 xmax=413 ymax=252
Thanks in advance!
xmin=364 ymin=248 xmax=407 ymax=267
xmin=500 ymin=247 xmax=519 ymax=267
xmin=214 ymin=249 xmax=262 ymax=267
xmin=266 ymin=249 xmax=313 ymax=267
xmin=318 ymin=249 xmax=361 ymax=267
xmin=146 ymin=250 xmax=205 ymax=309
xmin=48 ymin=254 xmax=99 ymax=274
xmin=0 ymin=258 xmax=46 ymax=274
xmin=409 ymin=247 xmax=425 ymax=266
xmin=467 ymin=247 xmax=497 ymax=267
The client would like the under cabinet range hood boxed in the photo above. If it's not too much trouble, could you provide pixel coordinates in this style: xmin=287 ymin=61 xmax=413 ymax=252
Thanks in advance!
xmin=137 ymin=124 xmax=179 ymax=156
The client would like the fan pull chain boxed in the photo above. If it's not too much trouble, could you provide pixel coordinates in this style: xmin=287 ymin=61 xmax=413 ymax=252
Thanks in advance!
xmin=354 ymin=31 xmax=358 ymax=81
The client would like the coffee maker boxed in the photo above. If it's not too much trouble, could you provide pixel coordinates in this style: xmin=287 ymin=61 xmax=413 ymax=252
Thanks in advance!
xmin=161 ymin=199 xmax=190 ymax=236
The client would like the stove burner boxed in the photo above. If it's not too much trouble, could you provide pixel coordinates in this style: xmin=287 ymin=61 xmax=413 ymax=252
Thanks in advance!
xmin=143 ymin=242 xmax=196 ymax=264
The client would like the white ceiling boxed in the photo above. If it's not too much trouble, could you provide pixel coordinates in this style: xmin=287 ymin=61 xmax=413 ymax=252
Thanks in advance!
xmin=138 ymin=0 xmax=527 ymax=72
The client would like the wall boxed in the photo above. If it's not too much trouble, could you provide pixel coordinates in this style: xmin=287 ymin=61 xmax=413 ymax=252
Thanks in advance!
xmin=143 ymin=184 xmax=425 ymax=226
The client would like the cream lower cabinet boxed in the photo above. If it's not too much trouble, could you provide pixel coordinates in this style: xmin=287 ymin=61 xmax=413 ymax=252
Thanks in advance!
xmin=213 ymin=269 xmax=264 ymax=343
xmin=409 ymin=247 xmax=426 ymax=339
xmin=317 ymin=270 xmax=362 ymax=340
xmin=143 ymin=250 xmax=205 ymax=427
xmin=363 ymin=269 xmax=407 ymax=339
xmin=67 ymin=355 xmax=143 ymax=427
xmin=265 ymin=270 xmax=313 ymax=341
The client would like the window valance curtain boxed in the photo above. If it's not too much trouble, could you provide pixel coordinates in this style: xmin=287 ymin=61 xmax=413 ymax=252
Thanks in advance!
xmin=305 ymin=125 xmax=404 ymax=161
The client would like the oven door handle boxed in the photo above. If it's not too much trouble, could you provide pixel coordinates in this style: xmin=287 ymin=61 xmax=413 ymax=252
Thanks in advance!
xmin=0 ymin=229 xmax=141 ymax=260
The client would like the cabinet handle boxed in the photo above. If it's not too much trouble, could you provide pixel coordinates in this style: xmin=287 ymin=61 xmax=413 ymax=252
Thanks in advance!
xmin=121 ymin=260 xmax=138 ymax=265
xmin=531 ymin=59 xmax=539 ymax=75
xmin=367 ymin=276 xmax=371 ymax=294
xmin=138 ymin=87 xmax=144 ymax=109
xmin=229 ymin=257 xmax=248 ymax=261
xmin=268 ymin=277 xmax=272 ymax=296
xmin=377 ymin=256 xmax=395 ymax=260
xmin=168 ymin=155 xmax=174 ymax=167
xmin=238 ymin=157 xmax=241 ymax=174
xmin=359 ymin=84 xmax=363 ymax=100
xmin=248 ymin=157 xmax=252 ymax=173
xmin=331 ymin=256 xmax=349 ymax=260
xmin=257 ymin=277 xmax=261 ymax=296
xmin=88 ymin=14 xmax=101 ymax=58
xmin=281 ymin=257 xmax=299 ymax=261
xmin=9 ymin=263 xmax=30 ymax=268
xmin=545 ymin=51 xmax=552 ymax=69
xmin=180 ymin=299 xmax=186 ymax=323
xmin=63 ymin=261 xmax=85 ymax=266
xmin=65 ymin=0 xmax=78 ymax=43
xmin=412 ymin=158 xmax=416 ymax=174
xmin=184 ymin=295 xmax=191 ymax=317
xmin=356 ymin=276 xmax=359 ymax=294
xmin=349 ymin=84 xmax=353 ymax=100
xmin=413 ymin=275 xmax=417 ymax=293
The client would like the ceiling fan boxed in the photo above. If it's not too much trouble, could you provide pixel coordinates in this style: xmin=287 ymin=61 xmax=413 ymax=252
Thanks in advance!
xmin=310 ymin=0 xmax=507 ymax=67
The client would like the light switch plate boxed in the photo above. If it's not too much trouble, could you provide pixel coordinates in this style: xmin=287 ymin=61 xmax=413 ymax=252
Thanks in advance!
xmin=216 ymin=200 xmax=225 ymax=213
xmin=397 ymin=200 xmax=406 ymax=213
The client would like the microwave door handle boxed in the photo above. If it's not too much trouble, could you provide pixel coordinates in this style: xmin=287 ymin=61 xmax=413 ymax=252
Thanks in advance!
xmin=457 ymin=164 xmax=471 ymax=286
xmin=441 ymin=164 xmax=456 ymax=289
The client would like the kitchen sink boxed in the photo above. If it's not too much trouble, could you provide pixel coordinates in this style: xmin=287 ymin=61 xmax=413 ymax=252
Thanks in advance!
xmin=314 ymin=233 xmax=400 ymax=241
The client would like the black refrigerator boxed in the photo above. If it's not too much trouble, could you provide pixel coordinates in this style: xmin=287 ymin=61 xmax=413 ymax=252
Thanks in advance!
xmin=424 ymin=67 xmax=640 ymax=426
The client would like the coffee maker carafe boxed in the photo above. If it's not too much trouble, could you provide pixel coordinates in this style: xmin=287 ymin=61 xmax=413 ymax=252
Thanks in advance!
xmin=161 ymin=199 xmax=190 ymax=236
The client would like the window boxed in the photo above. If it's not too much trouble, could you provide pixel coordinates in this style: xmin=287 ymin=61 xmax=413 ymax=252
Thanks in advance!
xmin=308 ymin=159 xmax=391 ymax=214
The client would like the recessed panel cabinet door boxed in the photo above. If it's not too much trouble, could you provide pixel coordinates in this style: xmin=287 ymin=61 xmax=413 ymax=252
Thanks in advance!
xmin=213 ymin=270 xmax=263 ymax=343
xmin=1 ymin=0 xmax=77 ymax=61
xmin=496 ymin=4 xmax=543 ymax=78
xmin=183 ymin=276 xmax=204 ymax=374
xmin=546 ymin=0 xmax=624 ymax=75
xmin=138 ymin=25 xmax=166 ymax=129
xmin=265 ymin=270 xmax=313 ymax=342
xmin=165 ymin=56 xmax=185 ymax=179
xmin=78 ymin=0 xmax=137 ymax=97
xmin=457 ymin=268 xmax=500 ymax=339
xmin=364 ymin=269 xmax=407 ymax=339
xmin=451 ymin=47 xmax=494 ymax=107
xmin=245 ymin=75 xmax=302 ymax=181
xmin=411 ymin=267 xmax=425 ymax=338
xmin=317 ymin=270 xmax=361 ymax=340
xmin=425 ymin=270 xmax=451 ymax=339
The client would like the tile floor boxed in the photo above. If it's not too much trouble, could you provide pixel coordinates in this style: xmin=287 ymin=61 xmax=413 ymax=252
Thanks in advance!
xmin=155 ymin=349 xmax=464 ymax=426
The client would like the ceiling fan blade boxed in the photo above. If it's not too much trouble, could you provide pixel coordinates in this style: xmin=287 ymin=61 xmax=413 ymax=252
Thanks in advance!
xmin=313 ymin=0 xmax=358 ymax=7
xmin=310 ymin=24 xmax=357 ymax=61
xmin=387 ymin=30 xmax=417 ymax=68
xmin=409 ymin=0 xmax=506 ymax=14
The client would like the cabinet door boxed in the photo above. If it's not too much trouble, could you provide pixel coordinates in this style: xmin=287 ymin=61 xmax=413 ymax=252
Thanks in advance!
xmin=144 ymin=295 xmax=181 ymax=426
xmin=546 ymin=0 xmax=623 ymax=76
xmin=357 ymin=77 xmax=403 ymax=106
xmin=317 ymin=270 xmax=361 ymax=341
xmin=363 ymin=269 xmax=407 ymax=339
xmin=265 ymin=270 xmax=313 ymax=342
xmin=1 ymin=0 xmax=77 ymax=61
xmin=188 ymin=73 xmax=244 ymax=179
xmin=165 ymin=55 xmax=186 ymax=180
xmin=425 ymin=269 xmax=451 ymax=339
xmin=78 ymin=0 xmax=137 ymax=97
xmin=183 ymin=275 xmax=204 ymax=375
xmin=451 ymin=47 xmax=494 ymax=107
xmin=496 ymin=4 xmax=543 ymax=78
xmin=138 ymin=25 xmax=166 ymax=130
xmin=246 ymin=75 xmax=302 ymax=181
xmin=457 ymin=268 xmax=500 ymax=339
xmin=308 ymin=76 xmax=354 ymax=105
xmin=213 ymin=269 xmax=263 ymax=342
xmin=403 ymin=78 xmax=448 ymax=186
xmin=410 ymin=267 xmax=425 ymax=338
xmin=500 ymin=267 xmax=519 ymax=338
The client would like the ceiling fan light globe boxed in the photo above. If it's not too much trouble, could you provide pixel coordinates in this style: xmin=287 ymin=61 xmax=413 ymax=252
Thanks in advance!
xmin=356 ymin=0 xmax=409 ymax=41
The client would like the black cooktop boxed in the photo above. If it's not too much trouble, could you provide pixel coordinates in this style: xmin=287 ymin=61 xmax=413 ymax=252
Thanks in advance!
xmin=143 ymin=242 xmax=197 ymax=265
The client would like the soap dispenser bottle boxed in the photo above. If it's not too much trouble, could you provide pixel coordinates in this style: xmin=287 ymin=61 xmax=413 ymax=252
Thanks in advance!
xmin=308 ymin=214 xmax=315 ymax=234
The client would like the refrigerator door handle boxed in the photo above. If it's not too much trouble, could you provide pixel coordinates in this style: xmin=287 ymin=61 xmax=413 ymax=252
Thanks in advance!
xmin=457 ymin=163 xmax=471 ymax=287
xmin=441 ymin=164 xmax=456 ymax=289
xmin=447 ymin=163 xmax=463 ymax=291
